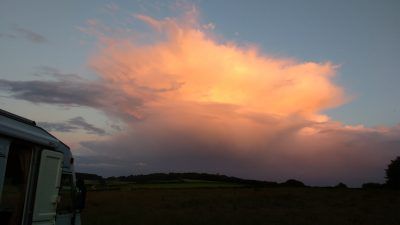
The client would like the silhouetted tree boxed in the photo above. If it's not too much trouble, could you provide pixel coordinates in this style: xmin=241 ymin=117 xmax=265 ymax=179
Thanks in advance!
xmin=385 ymin=156 xmax=400 ymax=189
xmin=76 ymin=172 xmax=103 ymax=181
xmin=281 ymin=179 xmax=305 ymax=187
xmin=334 ymin=182 xmax=347 ymax=188
xmin=362 ymin=182 xmax=382 ymax=189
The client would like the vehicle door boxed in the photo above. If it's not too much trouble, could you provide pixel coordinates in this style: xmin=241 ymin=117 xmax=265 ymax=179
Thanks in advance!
xmin=32 ymin=150 xmax=63 ymax=225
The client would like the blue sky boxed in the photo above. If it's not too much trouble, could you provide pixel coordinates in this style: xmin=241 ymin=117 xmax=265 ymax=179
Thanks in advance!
xmin=201 ymin=0 xmax=400 ymax=127
xmin=1 ymin=0 xmax=400 ymax=185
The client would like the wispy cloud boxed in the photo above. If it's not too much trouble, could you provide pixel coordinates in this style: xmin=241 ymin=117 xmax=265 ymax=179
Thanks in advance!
xmin=104 ymin=2 xmax=119 ymax=14
xmin=0 ymin=78 xmax=106 ymax=106
xmin=39 ymin=116 xmax=107 ymax=135
xmin=0 ymin=25 xmax=48 ymax=43
xmin=13 ymin=26 xmax=48 ymax=43
xmin=33 ymin=66 xmax=83 ymax=80
xmin=0 ymin=73 xmax=143 ymax=120
xmin=0 ymin=33 xmax=17 ymax=39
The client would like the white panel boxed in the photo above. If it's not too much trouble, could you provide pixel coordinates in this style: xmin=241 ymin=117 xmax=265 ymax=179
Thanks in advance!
xmin=32 ymin=150 xmax=63 ymax=224
xmin=0 ymin=115 xmax=59 ymax=147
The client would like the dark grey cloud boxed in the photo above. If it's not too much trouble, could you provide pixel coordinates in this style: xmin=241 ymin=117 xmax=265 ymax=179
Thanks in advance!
xmin=110 ymin=124 xmax=122 ymax=131
xmin=0 ymin=25 xmax=48 ymax=43
xmin=13 ymin=26 xmax=48 ymax=43
xmin=68 ymin=117 xmax=107 ymax=135
xmin=38 ymin=121 xmax=77 ymax=132
xmin=38 ymin=116 xmax=106 ymax=135
xmin=0 ymin=78 xmax=106 ymax=106
xmin=0 ymin=74 xmax=143 ymax=120
xmin=0 ymin=33 xmax=17 ymax=39
xmin=33 ymin=66 xmax=83 ymax=80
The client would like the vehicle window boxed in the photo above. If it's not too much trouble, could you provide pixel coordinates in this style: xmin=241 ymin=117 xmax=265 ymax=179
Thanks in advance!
xmin=57 ymin=173 xmax=74 ymax=214
xmin=0 ymin=143 xmax=33 ymax=225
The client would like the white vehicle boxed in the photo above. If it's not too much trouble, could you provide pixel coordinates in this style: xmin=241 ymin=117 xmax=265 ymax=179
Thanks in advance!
xmin=0 ymin=109 xmax=84 ymax=225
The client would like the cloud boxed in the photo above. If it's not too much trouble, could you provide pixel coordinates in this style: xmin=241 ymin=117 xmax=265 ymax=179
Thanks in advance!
xmin=202 ymin=22 xmax=215 ymax=30
xmin=0 ymin=71 xmax=143 ymax=120
xmin=0 ymin=33 xmax=17 ymax=39
xmin=88 ymin=12 xmax=344 ymax=123
xmin=0 ymin=78 xmax=104 ymax=106
xmin=68 ymin=116 xmax=107 ymax=135
xmin=38 ymin=121 xmax=77 ymax=133
xmin=0 ymin=25 xmax=48 ymax=43
xmin=104 ymin=2 xmax=119 ymax=14
xmin=76 ymin=117 xmax=400 ymax=185
xmin=78 ymin=11 xmax=399 ymax=185
xmin=38 ymin=116 xmax=107 ymax=135
xmin=13 ymin=26 xmax=48 ymax=43
xmin=33 ymin=66 xmax=83 ymax=80
xmin=1 ymin=7 xmax=399 ymax=186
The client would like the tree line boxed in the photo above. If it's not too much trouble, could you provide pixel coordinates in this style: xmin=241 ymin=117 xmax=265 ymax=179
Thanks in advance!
xmin=76 ymin=156 xmax=400 ymax=189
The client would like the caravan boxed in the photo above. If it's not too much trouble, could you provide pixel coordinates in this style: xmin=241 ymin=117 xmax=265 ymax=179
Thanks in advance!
xmin=0 ymin=109 xmax=83 ymax=225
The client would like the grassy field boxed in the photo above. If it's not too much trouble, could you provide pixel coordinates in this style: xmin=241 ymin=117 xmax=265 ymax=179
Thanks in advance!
xmin=81 ymin=183 xmax=400 ymax=225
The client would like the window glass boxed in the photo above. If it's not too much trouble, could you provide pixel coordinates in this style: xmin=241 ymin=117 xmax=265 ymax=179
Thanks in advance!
xmin=0 ymin=143 xmax=33 ymax=225
xmin=57 ymin=173 xmax=74 ymax=214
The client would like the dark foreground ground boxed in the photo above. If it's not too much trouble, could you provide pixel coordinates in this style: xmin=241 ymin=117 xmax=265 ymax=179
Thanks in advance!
xmin=81 ymin=187 xmax=400 ymax=225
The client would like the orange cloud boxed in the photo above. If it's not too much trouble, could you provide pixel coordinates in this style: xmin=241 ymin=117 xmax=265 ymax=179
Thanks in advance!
xmin=72 ymin=9 xmax=399 ymax=186
xmin=1 ymin=6 xmax=399 ymax=185
xmin=89 ymin=12 xmax=344 ymax=123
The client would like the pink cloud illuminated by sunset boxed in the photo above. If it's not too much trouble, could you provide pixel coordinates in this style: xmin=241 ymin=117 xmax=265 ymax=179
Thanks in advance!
xmin=90 ymin=12 xmax=344 ymax=123
xmin=50 ymin=7 xmax=400 ymax=186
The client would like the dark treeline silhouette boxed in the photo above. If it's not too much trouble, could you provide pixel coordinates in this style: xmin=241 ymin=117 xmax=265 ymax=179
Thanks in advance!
xmin=280 ymin=179 xmax=305 ymax=187
xmin=76 ymin=156 xmax=400 ymax=189
xmin=362 ymin=182 xmax=382 ymax=189
xmin=76 ymin=172 xmax=103 ymax=181
xmin=334 ymin=182 xmax=348 ymax=188
xmin=76 ymin=172 xmax=308 ymax=187
xmin=107 ymin=172 xmax=281 ymax=187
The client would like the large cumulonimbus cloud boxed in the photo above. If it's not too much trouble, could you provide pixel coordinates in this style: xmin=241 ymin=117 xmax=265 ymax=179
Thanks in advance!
xmin=89 ymin=12 xmax=344 ymax=123
xmin=83 ymin=11 xmax=400 ymax=185
xmin=1 ymin=8 xmax=399 ymax=186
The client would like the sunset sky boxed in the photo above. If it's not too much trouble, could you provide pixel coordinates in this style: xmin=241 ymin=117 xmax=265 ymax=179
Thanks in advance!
xmin=1 ymin=0 xmax=399 ymax=187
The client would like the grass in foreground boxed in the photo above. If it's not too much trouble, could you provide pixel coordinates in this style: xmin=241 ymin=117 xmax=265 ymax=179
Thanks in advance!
xmin=81 ymin=187 xmax=400 ymax=225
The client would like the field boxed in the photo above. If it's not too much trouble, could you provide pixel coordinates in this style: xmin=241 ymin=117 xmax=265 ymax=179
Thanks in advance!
xmin=81 ymin=181 xmax=400 ymax=225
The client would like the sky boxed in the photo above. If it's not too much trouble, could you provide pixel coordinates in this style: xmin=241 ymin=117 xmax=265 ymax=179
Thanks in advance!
xmin=0 ymin=0 xmax=399 ymax=187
